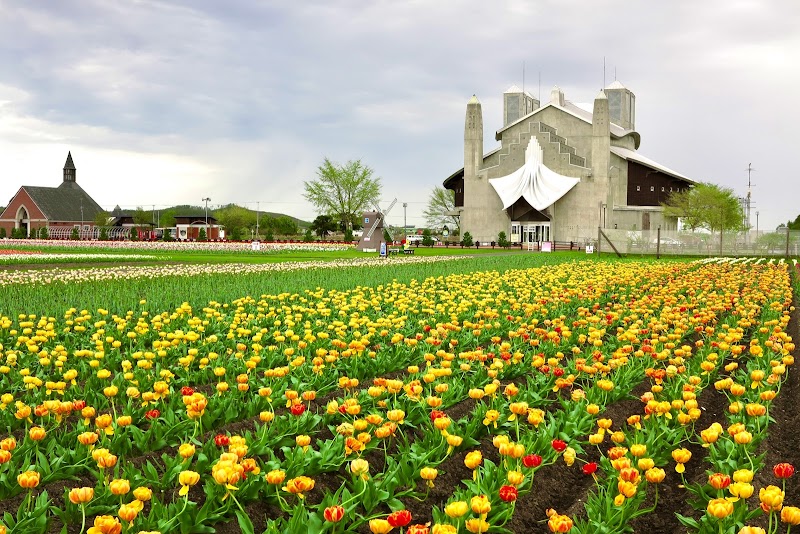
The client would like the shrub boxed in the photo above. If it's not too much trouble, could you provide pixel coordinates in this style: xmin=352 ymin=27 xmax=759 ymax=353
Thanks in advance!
xmin=70 ymin=227 xmax=80 ymax=240
xmin=198 ymin=228 xmax=207 ymax=242
xmin=39 ymin=227 xmax=48 ymax=240
xmin=422 ymin=229 xmax=434 ymax=247
xmin=344 ymin=229 xmax=354 ymax=242
xmin=497 ymin=231 xmax=510 ymax=248
xmin=0 ymin=227 xmax=6 ymax=239
xmin=303 ymin=228 xmax=313 ymax=242
xmin=99 ymin=227 xmax=108 ymax=241
xmin=461 ymin=231 xmax=474 ymax=247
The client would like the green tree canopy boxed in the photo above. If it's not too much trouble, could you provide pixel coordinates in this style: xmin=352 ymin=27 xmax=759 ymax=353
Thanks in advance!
xmin=133 ymin=207 xmax=151 ymax=228
xmin=215 ymin=204 xmax=256 ymax=240
xmin=273 ymin=216 xmax=298 ymax=236
xmin=94 ymin=210 xmax=111 ymax=227
xmin=160 ymin=209 xmax=177 ymax=230
xmin=662 ymin=182 xmax=744 ymax=233
xmin=423 ymin=186 xmax=460 ymax=234
xmin=310 ymin=215 xmax=337 ymax=239
xmin=304 ymin=158 xmax=381 ymax=230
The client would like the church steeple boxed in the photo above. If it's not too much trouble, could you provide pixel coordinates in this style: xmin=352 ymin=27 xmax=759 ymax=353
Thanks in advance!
xmin=63 ymin=152 xmax=76 ymax=183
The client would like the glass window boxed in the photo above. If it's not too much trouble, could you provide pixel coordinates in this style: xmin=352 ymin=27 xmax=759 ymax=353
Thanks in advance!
xmin=650 ymin=186 xmax=655 ymax=192
xmin=636 ymin=185 xmax=640 ymax=191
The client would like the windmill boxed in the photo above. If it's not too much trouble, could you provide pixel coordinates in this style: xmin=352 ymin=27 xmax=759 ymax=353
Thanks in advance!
xmin=356 ymin=199 xmax=397 ymax=252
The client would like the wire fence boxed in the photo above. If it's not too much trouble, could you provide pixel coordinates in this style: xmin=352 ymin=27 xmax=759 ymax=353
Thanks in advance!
xmin=596 ymin=228 xmax=800 ymax=257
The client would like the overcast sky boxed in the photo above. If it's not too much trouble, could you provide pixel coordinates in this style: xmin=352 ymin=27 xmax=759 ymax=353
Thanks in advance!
xmin=1 ymin=1 xmax=797 ymax=230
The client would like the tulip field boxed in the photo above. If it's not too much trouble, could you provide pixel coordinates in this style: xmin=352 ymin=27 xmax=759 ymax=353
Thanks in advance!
xmin=0 ymin=247 xmax=799 ymax=534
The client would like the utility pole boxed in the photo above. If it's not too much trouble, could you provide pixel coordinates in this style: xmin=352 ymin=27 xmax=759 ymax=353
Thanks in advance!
xmin=202 ymin=197 xmax=211 ymax=238
xmin=403 ymin=203 xmax=408 ymax=231
xmin=256 ymin=201 xmax=260 ymax=239
xmin=746 ymin=163 xmax=754 ymax=244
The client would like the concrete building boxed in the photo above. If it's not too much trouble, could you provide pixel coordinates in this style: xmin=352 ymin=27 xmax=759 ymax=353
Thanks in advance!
xmin=444 ymin=82 xmax=695 ymax=245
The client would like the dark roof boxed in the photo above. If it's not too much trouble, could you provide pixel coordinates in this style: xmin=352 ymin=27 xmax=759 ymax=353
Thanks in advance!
xmin=63 ymin=152 xmax=75 ymax=170
xmin=24 ymin=181 xmax=105 ymax=222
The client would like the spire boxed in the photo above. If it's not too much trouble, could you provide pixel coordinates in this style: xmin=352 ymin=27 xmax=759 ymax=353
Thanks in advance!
xmin=63 ymin=151 xmax=76 ymax=183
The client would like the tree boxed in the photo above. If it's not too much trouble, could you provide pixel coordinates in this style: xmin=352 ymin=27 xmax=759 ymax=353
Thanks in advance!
xmin=99 ymin=227 xmax=108 ymax=240
xmin=461 ymin=231 xmax=474 ymax=247
xmin=497 ymin=231 xmax=510 ymax=248
xmin=304 ymin=158 xmax=382 ymax=232
xmin=133 ymin=207 xmax=151 ymax=234
xmin=273 ymin=216 xmax=298 ymax=236
xmin=215 ymin=205 xmax=255 ymax=241
xmin=0 ymin=228 xmax=5 ymax=239
xmin=662 ymin=183 xmax=744 ymax=233
xmin=310 ymin=215 xmax=337 ymax=239
xmin=39 ymin=227 xmax=48 ymax=239
xmin=787 ymin=214 xmax=800 ymax=231
xmin=422 ymin=228 xmax=434 ymax=247
xmin=303 ymin=228 xmax=313 ymax=242
xmin=424 ymin=186 xmax=460 ymax=235
xmin=70 ymin=227 xmax=79 ymax=240
xmin=94 ymin=210 xmax=111 ymax=228
xmin=198 ymin=227 xmax=207 ymax=241
xmin=160 ymin=209 xmax=177 ymax=231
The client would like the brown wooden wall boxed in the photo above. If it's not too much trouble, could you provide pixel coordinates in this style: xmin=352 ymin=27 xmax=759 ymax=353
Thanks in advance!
xmin=626 ymin=161 xmax=692 ymax=206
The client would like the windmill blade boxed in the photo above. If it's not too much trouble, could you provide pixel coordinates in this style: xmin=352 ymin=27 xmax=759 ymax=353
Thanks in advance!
xmin=364 ymin=215 xmax=381 ymax=240
xmin=383 ymin=198 xmax=397 ymax=217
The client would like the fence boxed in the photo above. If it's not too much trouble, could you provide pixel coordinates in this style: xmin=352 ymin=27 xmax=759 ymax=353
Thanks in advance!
xmin=596 ymin=228 xmax=800 ymax=257
xmin=45 ymin=227 xmax=131 ymax=240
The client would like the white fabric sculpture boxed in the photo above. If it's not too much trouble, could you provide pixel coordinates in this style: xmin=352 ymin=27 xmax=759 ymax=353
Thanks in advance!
xmin=489 ymin=137 xmax=580 ymax=211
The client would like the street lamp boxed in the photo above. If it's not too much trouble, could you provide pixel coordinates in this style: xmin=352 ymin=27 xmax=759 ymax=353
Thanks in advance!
xmin=202 ymin=197 xmax=211 ymax=239
xmin=403 ymin=203 xmax=408 ymax=231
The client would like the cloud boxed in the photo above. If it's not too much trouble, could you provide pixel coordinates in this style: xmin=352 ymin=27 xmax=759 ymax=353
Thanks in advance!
xmin=0 ymin=0 xmax=798 ymax=230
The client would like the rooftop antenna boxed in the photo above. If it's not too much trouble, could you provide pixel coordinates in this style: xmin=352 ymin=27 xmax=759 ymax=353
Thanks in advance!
xmin=603 ymin=56 xmax=606 ymax=88
xmin=522 ymin=61 xmax=525 ymax=96
xmin=538 ymin=71 xmax=541 ymax=102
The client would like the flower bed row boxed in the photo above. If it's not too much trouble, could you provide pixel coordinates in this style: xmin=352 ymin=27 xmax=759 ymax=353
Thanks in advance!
xmin=0 ymin=258 xmax=796 ymax=534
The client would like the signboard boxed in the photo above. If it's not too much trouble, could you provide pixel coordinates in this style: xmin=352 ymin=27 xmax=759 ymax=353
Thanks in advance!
xmin=380 ymin=242 xmax=387 ymax=257
xmin=542 ymin=241 xmax=553 ymax=252
xmin=585 ymin=245 xmax=594 ymax=254
xmin=442 ymin=226 xmax=449 ymax=238
xmin=251 ymin=241 xmax=261 ymax=251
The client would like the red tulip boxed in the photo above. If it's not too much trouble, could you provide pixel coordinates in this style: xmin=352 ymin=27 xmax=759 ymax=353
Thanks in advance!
xmin=214 ymin=434 xmax=230 ymax=447
xmin=73 ymin=400 xmax=86 ymax=410
xmin=181 ymin=386 xmax=195 ymax=396
xmin=523 ymin=454 xmax=543 ymax=468
xmin=774 ymin=463 xmax=795 ymax=479
xmin=552 ymin=439 xmax=567 ymax=452
xmin=430 ymin=410 xmax=446 ymax=422
xmin=145 ymin=409 xmax=160 ymax=420
xmin=291 ymin=403 xmax=306 ymax=416
xmin=387 ymin=510 xmax=412 ymax=528
xmin=582 ymin=462 xmax=599 ymax=475
xmin=499 ymin=484 xmax=518 ymax=502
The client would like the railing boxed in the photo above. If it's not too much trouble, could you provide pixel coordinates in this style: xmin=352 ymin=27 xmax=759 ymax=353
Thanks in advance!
xmin=597 ymin=228 xmax=800 ymax=257
xmin=44 ymin=227 xmax=131 ymax=240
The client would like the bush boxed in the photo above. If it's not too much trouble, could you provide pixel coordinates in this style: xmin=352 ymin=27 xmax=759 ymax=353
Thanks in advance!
xmin=461 ymin=231 xmax=474 ymax=247
xmin=303 ymin=228 xmax=313 ymax=242
xmin=0 ymin=227 xmax=6 ymax=239
xmin=39 ymin=227 xmax=48 ymax=240
xmin=99 ymin=227 xmax=108 ymax=241
xmin=70 ymin=227 xmax=80 ymax=240
xmin=422 ymin=229 xmax=434 ymax=247
xmin=130 ymin=228 xmax=139 ymax=241
xmin=198 ymin=228 xmax=207 ymax=242
xmin=383 ymin=229 xmax=392 ymax=244
xmin=344 ymin=229 xmax=354 ymax=242
xmin=265 ymin=229 xmax=274 ymax=241
xmin=497 ymin=231 xmax=510 ymax=248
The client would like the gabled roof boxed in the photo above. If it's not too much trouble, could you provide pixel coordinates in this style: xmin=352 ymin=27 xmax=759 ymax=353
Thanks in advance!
xmin=496 ymin=99 xmax=641 ymax=149
xmin=610 ymin=146 xmax=695 ymax=184
xmin=23 ymin=181 xmax=105 ymax=222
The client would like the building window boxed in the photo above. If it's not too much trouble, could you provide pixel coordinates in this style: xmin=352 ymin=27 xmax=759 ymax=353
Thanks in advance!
xmin=636 ymin=185 xmax=640 ymax=191
xmin=650 ymin=186 xmax=655 ymax=192
xmin=661 ymin=187 xmax=665 ymax=192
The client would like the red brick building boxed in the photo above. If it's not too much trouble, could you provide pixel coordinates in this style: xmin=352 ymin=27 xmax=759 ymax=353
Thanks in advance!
xmin=0 ymin=153 xmax=105 ymax=237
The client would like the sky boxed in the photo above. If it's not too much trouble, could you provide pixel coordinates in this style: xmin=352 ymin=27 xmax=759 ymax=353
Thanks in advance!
xmin=1 ymin=0 xmax=798 ymax=231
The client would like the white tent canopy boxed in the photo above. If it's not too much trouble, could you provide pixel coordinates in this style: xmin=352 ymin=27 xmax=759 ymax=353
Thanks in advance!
xmin=489 ymin=137 xmax=580 ymax=211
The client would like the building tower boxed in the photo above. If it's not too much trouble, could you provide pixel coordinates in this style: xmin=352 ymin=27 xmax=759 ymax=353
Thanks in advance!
xmin=63 ymin=152 xmax=76 ymax=183
xmin=604 ymin=81 xmax=635 ymax=130
xmin=591 ymin=90 xmax=611 ymax=229
xmin=503 ymin=85 xmax=539 ymax=127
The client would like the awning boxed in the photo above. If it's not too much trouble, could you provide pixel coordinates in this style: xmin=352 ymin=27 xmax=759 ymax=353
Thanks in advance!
xmin=489 ymin=137 xmax=580 ymax=210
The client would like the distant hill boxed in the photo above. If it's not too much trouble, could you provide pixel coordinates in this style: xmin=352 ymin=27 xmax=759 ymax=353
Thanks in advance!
xmin=150 ymin=204 xmax=310 ymax=228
